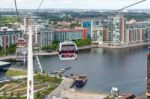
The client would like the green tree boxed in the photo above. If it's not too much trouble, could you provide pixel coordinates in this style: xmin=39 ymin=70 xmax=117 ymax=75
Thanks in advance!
xmin=41 ymin=41 xmax=58 ymax=51
xmin=0 ymin=50 xmax=5 ymax=56
xmin=0 ymin=16 xmax=20 ymax=26
xmin=0 ymin=46 xmax=3 ymax=51
xmin=41 ymin=46 xmax=49 ymax=50
xmin=49 ymin=43 xmax=58 ymax=51
xmin=74 ymin=39 xmax=91 ymax=47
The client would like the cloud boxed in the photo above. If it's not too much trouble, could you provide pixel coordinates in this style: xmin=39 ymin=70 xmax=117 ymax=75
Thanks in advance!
xmin=0 ymin=0 xmax=149 ymax=9
xmin=50 ymin=0 xmax=72 ymax=3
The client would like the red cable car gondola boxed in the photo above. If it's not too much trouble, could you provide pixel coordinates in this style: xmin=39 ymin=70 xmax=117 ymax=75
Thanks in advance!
xmin=16 ymin=38 xmax=26 ymax=48
xmin=58 ymin=41 xmax=78 ymax=60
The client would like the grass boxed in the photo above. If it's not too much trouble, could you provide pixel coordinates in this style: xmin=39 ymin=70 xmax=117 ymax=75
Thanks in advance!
xmin=5 ymin=68 xmax=27 ymax=77
xmin=0 ymin=73 xmax=62 ymax=99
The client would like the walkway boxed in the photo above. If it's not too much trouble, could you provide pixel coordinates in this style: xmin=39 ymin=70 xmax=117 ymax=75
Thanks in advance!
xmin=45 ymin=77 xmax=74 ymax=99
xmin=61 ymin=89 xmax=108 ymax=99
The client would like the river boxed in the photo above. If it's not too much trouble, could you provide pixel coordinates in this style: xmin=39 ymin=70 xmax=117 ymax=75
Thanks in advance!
xmin=11 ymin=46 xmax=148 ymax=95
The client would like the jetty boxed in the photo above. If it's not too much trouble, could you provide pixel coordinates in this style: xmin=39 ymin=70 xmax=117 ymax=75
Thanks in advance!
xmin=45 ymin=77 xmax=108 ymax=99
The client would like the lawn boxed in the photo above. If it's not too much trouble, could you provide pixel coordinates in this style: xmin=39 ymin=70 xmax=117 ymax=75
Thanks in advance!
xmin=0 ymin=73 xmax=62 ymax=99
xmin=5 ymin=68 xmax=27 ymax=77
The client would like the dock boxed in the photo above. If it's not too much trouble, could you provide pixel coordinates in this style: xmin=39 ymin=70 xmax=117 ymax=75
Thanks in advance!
xmin=45 ymin=77 xmax=108 ymax=99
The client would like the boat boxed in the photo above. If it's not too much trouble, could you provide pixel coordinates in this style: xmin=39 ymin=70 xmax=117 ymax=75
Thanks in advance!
xmin=65 ymin=66 xmax=71 ymax=70
xmin=0 ymin=61 xmax=11 ymax=81
xmin=75 ymin=75 xmax=87 ymax=87
xmin=0 ymin=61 xmax=11 ymax=71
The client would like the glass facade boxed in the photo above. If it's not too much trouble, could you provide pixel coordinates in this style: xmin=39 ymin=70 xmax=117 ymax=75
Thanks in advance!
xmin=54 ymin=29 xmax=86 ymax=42
xmin=82 ymin=21 xmax=91 ymax=39
xmin=36 ymin=26 xmax=54 ymax=47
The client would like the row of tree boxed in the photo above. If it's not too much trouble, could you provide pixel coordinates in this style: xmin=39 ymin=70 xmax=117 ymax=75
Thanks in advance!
xmin=41 ymin=39 xmax=91 ymax=52
xmin=0 ymin=16 xmax=20 ymax=26
xmin=0 ymin=44 xmax=16 ymax=56
xmin=74 ymin=39 xmax=91 ymax=47
xmin=41 ymin=41 xmax=58 ymax=51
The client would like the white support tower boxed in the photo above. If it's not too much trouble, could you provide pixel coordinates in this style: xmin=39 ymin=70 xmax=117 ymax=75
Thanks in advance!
xmin=27 ymin=25 xmax=34 ymax=99
xmin=36 ymin=55 xmax=43 ymax=74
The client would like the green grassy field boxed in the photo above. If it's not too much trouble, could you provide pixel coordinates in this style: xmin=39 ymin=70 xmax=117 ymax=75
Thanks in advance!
xmin=0 ymin=73 xmax=62 ymax=99
xmin=5 ymin=68 xmax=27 ymax=77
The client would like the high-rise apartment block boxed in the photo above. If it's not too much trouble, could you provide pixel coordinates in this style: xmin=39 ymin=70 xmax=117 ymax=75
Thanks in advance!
xmin=82 ymin=16 xmax=150 ymax=46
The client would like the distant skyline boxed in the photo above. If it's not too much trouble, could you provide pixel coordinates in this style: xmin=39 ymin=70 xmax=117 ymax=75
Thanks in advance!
xmin=0 ymin=0 xmax=150 ymax=9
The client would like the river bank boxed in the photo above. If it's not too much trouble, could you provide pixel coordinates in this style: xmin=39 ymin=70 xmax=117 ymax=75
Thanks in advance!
xmin=45 ymin=77 xmax=109 ymax=99
xmin=1 ymin=45 xmax=147 ymax=97
xmin=99 ymin=42 xmax=150 ymax=49
xmin=0 ymin=44 xmax=98 ymax=61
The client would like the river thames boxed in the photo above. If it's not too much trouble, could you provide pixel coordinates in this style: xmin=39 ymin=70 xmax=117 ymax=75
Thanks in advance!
xmin=12 ymin=46 xmax=148 ymax=95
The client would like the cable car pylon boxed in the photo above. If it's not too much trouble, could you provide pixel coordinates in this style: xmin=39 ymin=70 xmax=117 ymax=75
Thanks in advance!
xmin=27 ymin=25 xmax=34 ymax=99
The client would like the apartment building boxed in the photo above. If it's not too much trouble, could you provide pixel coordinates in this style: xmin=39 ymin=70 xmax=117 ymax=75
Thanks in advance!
xmin=0 ymin=27 xmax=23 ymax=49
xmin=54 ymin=28 xmax=87 ymax=42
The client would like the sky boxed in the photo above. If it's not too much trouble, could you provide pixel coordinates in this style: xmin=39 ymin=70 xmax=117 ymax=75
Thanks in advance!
xmin=0 ymin=0 xmax=150 ymax=9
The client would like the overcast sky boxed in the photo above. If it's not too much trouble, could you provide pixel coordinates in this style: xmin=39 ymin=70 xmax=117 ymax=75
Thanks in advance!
xmin=0 ymin=0 xmax=150 ymax=9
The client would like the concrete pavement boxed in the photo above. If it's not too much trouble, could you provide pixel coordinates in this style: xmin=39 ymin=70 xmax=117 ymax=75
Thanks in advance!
xmin=61 ymin=89 xmax=108 ymax=99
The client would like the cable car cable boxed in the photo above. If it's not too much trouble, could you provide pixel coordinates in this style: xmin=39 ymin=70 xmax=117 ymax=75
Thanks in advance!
xmin=36 ymin=0 xmax=44 ymax=13
xmin=14 ymin=0 xmax=19 ymax=20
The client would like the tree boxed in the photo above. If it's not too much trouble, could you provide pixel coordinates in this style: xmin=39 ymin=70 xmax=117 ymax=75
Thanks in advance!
xmin=41 ymin=46 xmax=49 ymax=50
xmin=0 ymin=46 xmax=3 ymax=51
xmin=49 ymin=43 xmax=58 ymax=51
xmin=74 ymin=39 xmax=91 ymax=47
xmin=0 ymin=16 xmax=20 ymax=26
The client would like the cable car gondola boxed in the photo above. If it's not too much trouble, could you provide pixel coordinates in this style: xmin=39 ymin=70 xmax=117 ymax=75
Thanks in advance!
xmin=16 ymin=38 xmax=26 ymax=48
xmin=58 ymin=41 xmax=78 ymax=60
